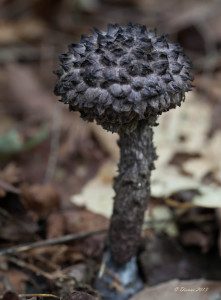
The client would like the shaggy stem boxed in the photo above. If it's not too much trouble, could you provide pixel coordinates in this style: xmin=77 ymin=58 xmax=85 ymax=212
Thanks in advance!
xmin=109 ymin=120 xmax=157 ymax=265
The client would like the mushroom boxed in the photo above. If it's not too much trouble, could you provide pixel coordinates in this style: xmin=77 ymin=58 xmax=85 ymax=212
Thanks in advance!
xmin=54 ymin=23 xmax=193 ymax=299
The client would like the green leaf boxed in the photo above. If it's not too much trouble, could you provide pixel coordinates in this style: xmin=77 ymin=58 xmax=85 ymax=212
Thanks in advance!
xmin=0 ymin=130 xmax=23 ymax=155
xmin=0 ymin=127 xmax=49 ymax=158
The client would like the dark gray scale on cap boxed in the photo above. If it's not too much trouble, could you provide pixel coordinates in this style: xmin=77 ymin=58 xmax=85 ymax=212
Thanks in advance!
xmin=54 ymin=23 xmax=193 ymax=132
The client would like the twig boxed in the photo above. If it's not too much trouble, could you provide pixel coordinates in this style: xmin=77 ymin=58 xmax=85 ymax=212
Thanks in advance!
xmin=7 ymin=256 xmax=54 ymax=280
xmin=0 ymin=229 xmax=107 ymax=256
xmin=0 ymin=179 xmax=20 ymax=194
xmin=18 ymin=294 xmax=59 ymax=299
xmin=7 ymin=256 xmax=77 ymax=282
xmin=0 ymin=294 xmax=59 ymax=300
xmin=44 ymin=105 xmax=62 ymax=182
xmin=34 ymin=253 xmax=59 ymax=272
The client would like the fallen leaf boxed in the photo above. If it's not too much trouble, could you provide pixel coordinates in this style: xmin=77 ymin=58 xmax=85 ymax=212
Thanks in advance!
xmin=21 ymin=183 xmax=61 ymax=218
xmin=47 ymin=212 xmax=65 ymax=239
xmin=6 ymin=64 xmax=55 ymax=122
xmin=144 ymin=205 xmax=178 ymax=237
xmin=0 ymin=270 xmax=28 ymax=293
xmin=180 ymin=230 xmax=212 ymax=253
xmin=71 ymin=162 xmax=116 ymax=218
xmin=90 ymin=123 xmax=119 ymax=161
xmin=193 ymin=186 xmax=221 ymax=208
xmin=63 ymin=209 xmax=109 ymax=234
xmin=0 ymin=163 xmax=21 ymax=184
xmin=0 ymin=214 xmax=37 ymax=242
xmin=0 ymin=19 xmax=46 ymax=45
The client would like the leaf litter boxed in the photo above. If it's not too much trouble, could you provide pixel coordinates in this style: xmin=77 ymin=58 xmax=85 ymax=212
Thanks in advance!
xmin=71 ymin=91 xmax=221 ymax=212
xmin=71 ymin=90 xmax=221 ymax=287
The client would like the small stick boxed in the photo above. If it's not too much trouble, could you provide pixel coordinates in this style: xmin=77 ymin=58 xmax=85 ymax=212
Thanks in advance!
xmin=18 ymin=294 xmax=59 ymax=299
xmin=44 ymin=105 xmax=62 ymax=182
xmin=0 ymin=294 xmax=59 ymax=300
xmin=0 ymin=229 xmax=107 ymax=256
xmin=7 ymin=256 xmax=54 ymax=280
xmin=0 ymin=179 xmax=20 ymax=194
xmin=0 ymin=217 xmax=183 ymax=256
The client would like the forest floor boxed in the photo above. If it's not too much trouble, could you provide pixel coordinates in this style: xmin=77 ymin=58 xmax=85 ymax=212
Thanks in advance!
xmin=0 ymin=0 xmax=221 ymax=299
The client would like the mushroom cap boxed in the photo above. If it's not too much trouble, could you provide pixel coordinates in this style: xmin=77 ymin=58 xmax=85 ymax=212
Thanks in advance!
xmin=54 ymin=23 xmax=193 ymax=132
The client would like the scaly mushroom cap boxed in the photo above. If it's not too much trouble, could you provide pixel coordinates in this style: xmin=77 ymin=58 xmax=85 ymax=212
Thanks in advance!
xmin=54 ymin=23 xmax=193 ymax=132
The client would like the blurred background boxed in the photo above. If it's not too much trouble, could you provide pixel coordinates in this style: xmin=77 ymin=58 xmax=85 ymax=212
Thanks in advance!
xmin=0 ymin=0 xmax=221 ymax=298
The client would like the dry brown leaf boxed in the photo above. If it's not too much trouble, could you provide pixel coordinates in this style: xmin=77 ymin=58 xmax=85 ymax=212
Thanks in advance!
xmin=195 ymin=75 xmax=221 ymax=101
xmin=6 ymin=64 xmax=55 ymax=122
xmin=180 ymin=230 xmax=212 ymax=253
xmin=47 ymin=212 xmax=65 ymax=239
xmin=0 ymin=270 xmax=28 ymax=293
xmin=0 ymin=163 xmax=21 ymax=184
xmin=0 ymin=19 xmax=46 ymax=45
xmin=15 ymin=19 xmax=46 ymax=42
xmin=59 ymin=119 xmax=92 ymax=161
xmin=0 ymin=216 xmax=37 ymax=242
xmin=166 ymin=1 xmax=221 ymax=34
xmin=154 ymin=92 xmax=211 ymax=156
xmin=0 ymin=188 xmax=6 ymax=198
xmin=63 ymin=209 xmax=109 ymax=234
xmin=21 ymin=183 xmax=60 ymax=218
xmin=90 ymin=123 xmax=119 ymax=161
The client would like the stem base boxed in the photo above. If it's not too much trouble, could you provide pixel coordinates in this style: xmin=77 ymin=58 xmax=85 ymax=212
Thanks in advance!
xmin=95 ymin=251 xmax=143 ymax=300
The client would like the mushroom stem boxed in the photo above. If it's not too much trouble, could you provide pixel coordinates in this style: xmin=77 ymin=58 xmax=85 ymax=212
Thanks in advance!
xmin=109 ymin=120 xmax=157 ymax=265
